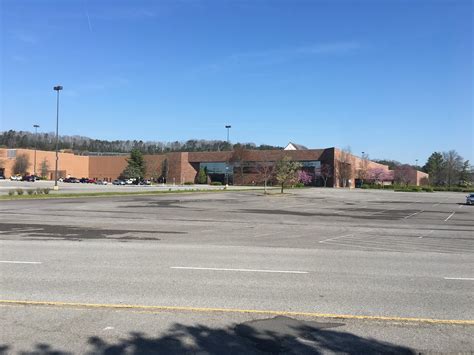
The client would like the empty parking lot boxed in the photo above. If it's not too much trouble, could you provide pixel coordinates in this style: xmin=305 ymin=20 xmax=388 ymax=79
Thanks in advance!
xmin=1 ymin=188 xmax=473 ymax=353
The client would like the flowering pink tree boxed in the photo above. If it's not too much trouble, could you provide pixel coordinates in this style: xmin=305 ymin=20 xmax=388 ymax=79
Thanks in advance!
xmin=368 ymin=167 xmax=391 ymax=185
xmin=298 ymin=170 xmax=313 ymax=185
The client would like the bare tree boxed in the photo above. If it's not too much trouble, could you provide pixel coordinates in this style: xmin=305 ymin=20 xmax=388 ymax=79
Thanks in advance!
xmin=12 ymin=154 xmax=30 ymax=175
xmin=161 ymin=158 xmax=169 ymax=183
xmin=255 ymin=152 xmax=274 ymax=194
xmin=230 ymin=145 xmax=249 ymax=184
xmin=275 ymin=156 xmax=302 ymax=193
xmin=317 ymin=163 xmax=333 ymax=187
xmin=443 ymin=150 xmax=463 ymax=186
xmin=357 ymin=153 xmax=369 ymax=184
xmin=393 ymin=164 xmax=413 ymax=186
xmin=40 ymin=158 xmax=49 ymax=179
xmin=336 ymin=147 xmax=353 ymax=187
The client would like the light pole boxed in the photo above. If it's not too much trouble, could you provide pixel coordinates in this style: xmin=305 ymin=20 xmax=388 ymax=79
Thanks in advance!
xmin=415 ymin=159 xmax=418 ymax=169
xmin=53 ymin=85 xmax=63 ymax=190
xmin=225 ymin=125 xmax=231 ymax=145
xmin=225 ymin=125 xmax=231 ymax=186
xmin=33 ymin=124 xmax=40 ymax=176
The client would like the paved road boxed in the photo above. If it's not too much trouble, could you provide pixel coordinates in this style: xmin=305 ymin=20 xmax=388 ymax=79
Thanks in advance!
xmin=0 ymin=189 xmax=473 ymax=353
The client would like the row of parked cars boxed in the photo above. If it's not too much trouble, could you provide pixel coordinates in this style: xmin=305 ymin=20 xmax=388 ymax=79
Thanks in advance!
xmin=61 ymin=177 xmax=151 ymax=186
xmin=9 ymin=174 xmax=41 ymax=182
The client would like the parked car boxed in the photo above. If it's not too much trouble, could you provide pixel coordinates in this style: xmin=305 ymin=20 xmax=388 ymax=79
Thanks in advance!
xmin=466 ymin=193 xmax=474 ymax=205
xmin=10 ymin=175 xmax=22 ymax=181
xmin=22 ymin=175 xmax=39 ymax=182
xmin=87 ymin=178 xmax=96 ymax=184
xmin=0 ymin=175 xmax=5 ymax=180
xmin=79 ymin=178 xmax=89 ymax=183
xmin=125 ymin=178 xmax=134 ymax=185
xmin=96 ymin=180 xmax=108 ymax=185
xmin=112 ymin=179 xmax=125 ymax=185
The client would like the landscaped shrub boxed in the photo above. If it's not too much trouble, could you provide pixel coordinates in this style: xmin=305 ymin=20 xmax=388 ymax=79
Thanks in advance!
xmin=411 ymin=186 xmax=422 ymax=192
xmin=36 ymin=188 xmax=43 ymax=195
xmin=293 ymin=183 xmax=305 ymax=188
xmin=27 ymin=189 xmax=35 ymax=195
xmin=43 ymin=188 xmax=50 ymax=194
xmin=422 ymin=187 xmax=434 ymax=192
xmin=16 ymin=188 xmax=24 ymax=195
xmin=184 ymin=182 xmax=194 ymax=185
xmin=210 ymin=181 xmax=222 ymax=186
xmin=8 ymin=190 xmax=15 ymax=196
xmin=361 ymin=184 xmax=369 ymax=189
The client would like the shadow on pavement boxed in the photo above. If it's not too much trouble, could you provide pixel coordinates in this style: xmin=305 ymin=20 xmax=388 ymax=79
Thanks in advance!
xmin=4 ymin=316 xmax=415 ymax=354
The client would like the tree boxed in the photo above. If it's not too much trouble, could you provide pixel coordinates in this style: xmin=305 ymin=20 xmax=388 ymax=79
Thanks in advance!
xmin=443 ymin=150 xmax=463 ymax=186
xmin=275 ymin=156 xmax=302 ymax=193
xmin=12 ymin=154 xmax=30 ymax=175
xmin=357 ymin=153 xmax=369 ymax=184
xmin=120 ymin=149 xmax=146 ymax=180
xmin=423 ymin=152 xmax=445 ymax=186
xmin=40 ymin=158 xmax=49 ymax=179
xmin=368 ymin=167 xmax=391 ymax=185
xmin=161 ymin=158 xmax=169 ymax=183
xmin=336 ymin=147 xmax=353 ymax=187
xmin=298 ymin=170 xmax=313 ymax=185
xmin=393 ymin=164 xmax=413 ymax=186
xmin=255 ymin=153 xmax=275 ymax=194
xmin=459 ymin=160 xmax=472 ymax=185
xmin=230 ymin=145 xmax=248 ymax=183
xmin=196 ymin=168 xmax=207 ymax=184
xmin=317 ymin=163 xmax=333 ymax=187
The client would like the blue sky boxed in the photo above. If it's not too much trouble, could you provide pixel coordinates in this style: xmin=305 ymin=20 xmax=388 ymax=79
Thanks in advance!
xmin=1 ymin=0 xmax=472 ymax=163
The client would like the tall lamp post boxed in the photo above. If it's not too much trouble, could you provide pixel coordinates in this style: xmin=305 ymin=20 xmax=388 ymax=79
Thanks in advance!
xmin=225 ymin=125 xmax=231 ymax=186
xmin=53 ymin=85 xmax=63 ymax=190
xmin=33 ymin=124 xmax=40 ymax=176
xmin=225 ymin=125 xmax=231 ymax=145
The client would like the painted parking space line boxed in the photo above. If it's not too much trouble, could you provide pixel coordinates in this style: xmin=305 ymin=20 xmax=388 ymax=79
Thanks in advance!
xmin=1 ymin=299 xmax=472 ymax=325
xmin=319 ymin=234 xmax=353 ymax=243
xmin=404 ymin=210 xmax=425 ymax=219
xmin=432 ymin=203 xmax=440 ymax=207
xmin=444 ymin=212 xmax=455 ymax=222
xmin=444 ymin=277 xmax=474 ymax=281
xmin=170 ymin=266 xmax=308 ymax=274
xmin=0 ymin=261 xmax=42 ymax=264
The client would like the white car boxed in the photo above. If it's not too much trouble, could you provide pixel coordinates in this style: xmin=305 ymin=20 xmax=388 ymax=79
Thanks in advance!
xmin=125 ymin=179 xmax=134 ymax=185
xmin=10 ymin=175 xmax=22 ymax=181
xmin=96 ymin=180 xmax=108 ymax=185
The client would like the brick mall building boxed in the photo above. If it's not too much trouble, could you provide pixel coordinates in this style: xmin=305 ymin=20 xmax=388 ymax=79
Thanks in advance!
xmin=0 ymin=145 xmax=428 ymax=187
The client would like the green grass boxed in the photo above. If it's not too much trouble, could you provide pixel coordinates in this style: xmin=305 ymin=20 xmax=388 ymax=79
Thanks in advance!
xmin=0 ymin=187 xmax=270 ymax=200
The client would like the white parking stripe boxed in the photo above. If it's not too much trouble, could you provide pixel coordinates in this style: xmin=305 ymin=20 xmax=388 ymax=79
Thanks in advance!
xmin=319 ymin=234 xmax=353 ymax=243
xmin=444 ymin=212 xmax=455 ymax=222
xmin=170 ymin=267 xmax=308 ymax=274
xmin=0 ymin=261 xmax=42 ymax=264
xmin=444 ymin=277 xmax=474 ymax=281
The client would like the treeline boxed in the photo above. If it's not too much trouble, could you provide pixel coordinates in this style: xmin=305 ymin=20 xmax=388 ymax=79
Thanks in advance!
xmin=0 ymin=130 xmax=282 ymax=154
xmin=374 ymin=152 xmax=472 ymax=186
xmin=422 ymin=151 xmax=472 ymax=186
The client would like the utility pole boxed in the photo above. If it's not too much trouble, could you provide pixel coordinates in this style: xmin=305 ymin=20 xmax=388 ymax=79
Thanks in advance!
xmin=53 ymin=85 xmax=63 ymax=190
xmin=33 ymin=124 xmax=40 ymax=176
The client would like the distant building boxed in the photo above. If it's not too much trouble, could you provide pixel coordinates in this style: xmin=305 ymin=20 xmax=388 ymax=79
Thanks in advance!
xmin=0 ymin=146 xmax=429 ymax=187
xmin=284 ymin=142 xmax=308 ymax=150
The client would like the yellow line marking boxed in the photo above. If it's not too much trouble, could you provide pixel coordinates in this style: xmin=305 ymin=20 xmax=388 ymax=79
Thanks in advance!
xmin=0 ymin=300 xmax=473 ymax=325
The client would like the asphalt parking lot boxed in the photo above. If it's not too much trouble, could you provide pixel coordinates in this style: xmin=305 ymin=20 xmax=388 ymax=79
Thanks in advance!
xmin=0 ymin=188 xmax=473 ymax=353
